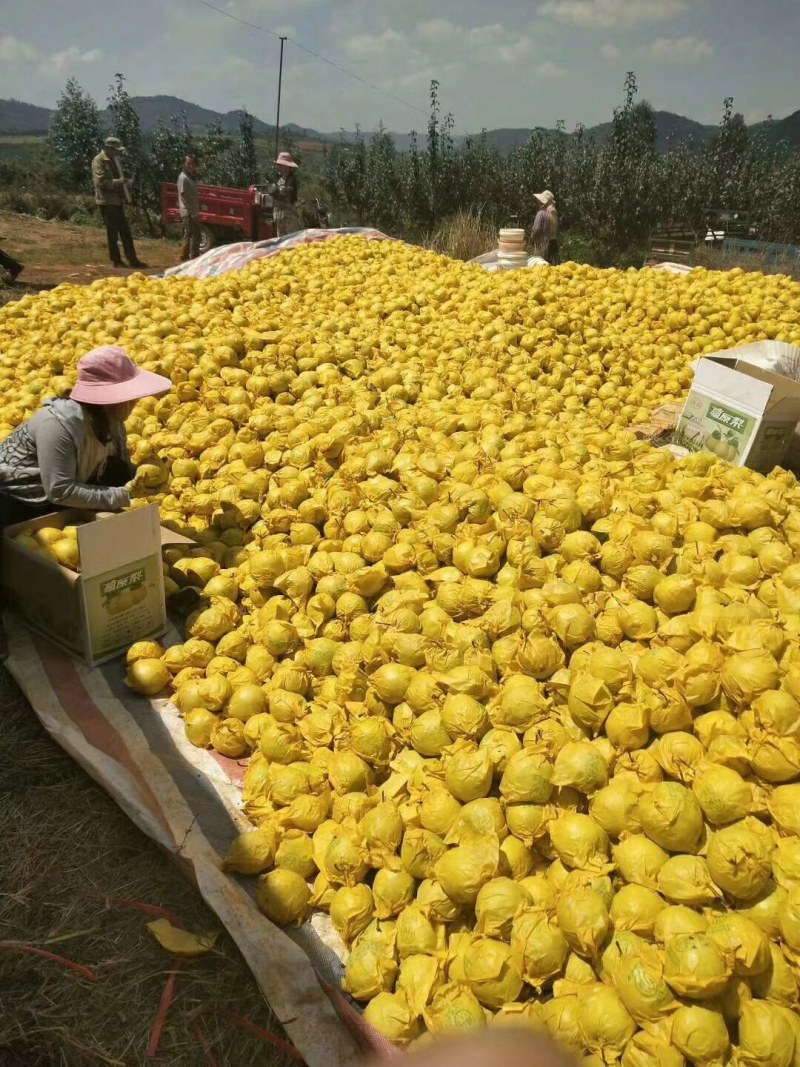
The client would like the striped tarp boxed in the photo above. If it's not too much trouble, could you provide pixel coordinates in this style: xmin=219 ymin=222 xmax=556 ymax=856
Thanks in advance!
xmin=6 ymin=616 xmax=394 ymax=1067
xmin=161 ymin=228 xmax=393 ymax=281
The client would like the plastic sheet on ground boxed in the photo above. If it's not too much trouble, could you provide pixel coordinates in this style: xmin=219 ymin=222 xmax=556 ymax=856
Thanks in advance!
xmin=470 ymin=248 xmax=549 ymax=272
xmin=162 ymin=228 xmax=393 ymax=280
xmin=5 ymin=615 xmax=391 ymax=1067
xmin=647 ymin=262 xmax=696 ymax=275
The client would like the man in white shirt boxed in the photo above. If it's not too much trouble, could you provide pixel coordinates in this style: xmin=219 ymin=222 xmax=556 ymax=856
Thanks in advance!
xmin=177 ymin=155 xmax=200 ymax=261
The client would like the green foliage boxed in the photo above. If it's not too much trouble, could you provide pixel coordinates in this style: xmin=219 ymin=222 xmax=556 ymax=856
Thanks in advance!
xmin=107 ymin=74 xmax=147 ymax=206
xmin=44 ymin=77 xmax=266 ymax=216
xmin=236 ymin=110 xmax=258 ymax=186
xmin=323 ymin=74 xmax=800 ymax=255
xmin=150 ymin=112 xmax=193 ymax=205
xmin=48 ymin=78 xmax=103 ymax=192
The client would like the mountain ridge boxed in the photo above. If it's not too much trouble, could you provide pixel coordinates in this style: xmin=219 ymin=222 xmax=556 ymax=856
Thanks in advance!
xmin=1 ymin=94 xmax=797 ymax=153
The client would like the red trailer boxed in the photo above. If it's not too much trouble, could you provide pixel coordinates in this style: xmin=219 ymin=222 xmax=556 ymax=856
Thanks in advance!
xmin=160 ymin=182 xmax=276 ymax=255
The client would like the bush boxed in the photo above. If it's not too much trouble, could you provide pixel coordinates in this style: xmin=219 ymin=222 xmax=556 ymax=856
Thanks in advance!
xmin=0 ymin=190 xmax=34 ymax=215
xmin=558 ymin=233 xmax=605 ymax=267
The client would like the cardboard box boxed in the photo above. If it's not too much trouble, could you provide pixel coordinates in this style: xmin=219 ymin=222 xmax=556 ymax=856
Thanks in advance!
xmin=675 ymin=342 xmax=800 ymax=473
xmin=3 ymin=504 xmax=192 ymax=666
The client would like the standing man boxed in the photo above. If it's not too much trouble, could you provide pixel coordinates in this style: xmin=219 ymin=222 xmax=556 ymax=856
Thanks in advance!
xmin=91 ymin=136 xmax=147 ymax=269
xmin=530 ymin=189 xmax=559 ymax=264
xmin=269 ymin=152 xmax=299 ymax=237
xmin=177 ymin=154 xmax=201 ymax=261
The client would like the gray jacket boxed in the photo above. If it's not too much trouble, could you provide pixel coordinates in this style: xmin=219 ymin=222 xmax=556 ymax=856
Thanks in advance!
xmin=0 ymin=399 xmax=131 ymax=510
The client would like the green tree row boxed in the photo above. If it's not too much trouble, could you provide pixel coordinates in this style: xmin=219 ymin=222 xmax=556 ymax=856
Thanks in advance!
xmin=322 ymin=76 xmax=800 ymax=260
xmin=48 ymin=75 xmax=260 ymax=215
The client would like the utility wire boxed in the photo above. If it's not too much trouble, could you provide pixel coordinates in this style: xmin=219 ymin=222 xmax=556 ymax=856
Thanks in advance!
xmin=195 ymin=0 xmax=427 ymax=117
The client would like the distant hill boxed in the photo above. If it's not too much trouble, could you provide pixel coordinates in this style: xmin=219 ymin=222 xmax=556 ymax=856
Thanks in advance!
xmin=757 ymin=109 xmax=800 ymax=148
xmin=1 ymin=94 xmax=798 ymax=153
xmin=0 ymin=98 xmax=53 ymax=134
xmin=580 ymin=111 xmax=717 ymax=150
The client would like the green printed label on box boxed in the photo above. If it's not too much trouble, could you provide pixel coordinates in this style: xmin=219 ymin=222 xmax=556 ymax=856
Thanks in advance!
xmin=82 ymin=553 xmax=164 ymax=660
xmin=675 ymin=391 xmax=756 ymax=463
xmin=706 ymin=404 xmax=753 ymax=435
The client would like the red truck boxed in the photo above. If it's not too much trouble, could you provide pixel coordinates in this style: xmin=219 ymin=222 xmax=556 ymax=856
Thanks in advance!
xmin=160 ymin=182 xmax=277 ymax=255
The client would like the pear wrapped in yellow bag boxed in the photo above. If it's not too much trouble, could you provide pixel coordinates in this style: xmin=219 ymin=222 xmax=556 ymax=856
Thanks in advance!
xmin=17 ymin=232 xmax=800 ymax=1060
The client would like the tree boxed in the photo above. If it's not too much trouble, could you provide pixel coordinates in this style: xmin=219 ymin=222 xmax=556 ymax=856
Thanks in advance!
xmin=198 ymin=121 xmax=238 ymax=186
xmin=150 ymin=111 xmax=193 ymax=210
xmin=48 ymin=78 xmax=103 ymax=191
xmin=106 ymin=73 xmax=147 ymax=207
xmin=236 ymin=109 xmax=258 ymax=186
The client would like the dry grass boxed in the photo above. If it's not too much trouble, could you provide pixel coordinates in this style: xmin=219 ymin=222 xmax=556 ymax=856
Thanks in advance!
xmin=689 ymin=243 xmax=800 ymax=280
xmin=0 ymin=675 xmax=301 ymax=1067
xmin=425 ymin=210 xmax=498 ymax=262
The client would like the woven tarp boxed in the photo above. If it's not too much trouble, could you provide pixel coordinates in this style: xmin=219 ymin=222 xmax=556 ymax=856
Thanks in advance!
xmin=5 ymin=616 xmax=394 ymax=1067
xmin=162 ymin=228 xmax=393 ymax=280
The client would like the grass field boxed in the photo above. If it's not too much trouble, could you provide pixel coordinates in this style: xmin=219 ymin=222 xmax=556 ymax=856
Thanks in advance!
xmin=0 ymin=134 xmax=46 ymax=144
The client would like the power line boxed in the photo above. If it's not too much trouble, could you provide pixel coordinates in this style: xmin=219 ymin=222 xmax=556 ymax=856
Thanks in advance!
xmin=195 ymin=0 xmax=427 ymax=117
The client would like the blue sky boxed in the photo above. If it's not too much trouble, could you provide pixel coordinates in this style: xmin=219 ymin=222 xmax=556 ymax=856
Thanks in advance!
xmin=1 ymin=0 xmax=798 ymax=132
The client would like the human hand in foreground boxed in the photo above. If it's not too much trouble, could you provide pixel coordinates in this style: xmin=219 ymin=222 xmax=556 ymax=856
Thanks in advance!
xmin=366 ymin=1029 xmax=579 ymax=1067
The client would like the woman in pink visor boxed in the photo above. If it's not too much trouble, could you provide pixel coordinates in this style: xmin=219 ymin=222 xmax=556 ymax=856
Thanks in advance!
xmin=0 ymin=345 xmax=171 ymax=527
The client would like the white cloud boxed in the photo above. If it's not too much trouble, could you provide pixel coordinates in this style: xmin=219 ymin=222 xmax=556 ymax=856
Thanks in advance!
xmin=541 ymin=0 xmax=689 ymax=27
xmin=416 ymin=18 xmax=456 ymax=42
xmin=415 ymin=19 xmax=532 ymax=65
xmin=0 ymin=34 xmax=40 ymax=63
xmin=601 ymin=43 xmax=621 ymax=60
xmin=537 ymin=60 xmax=567 ymax=78
xmin=467 ymin=24 xmax=507 ymax=45
xmin=640 ymin=35 xmax=713 ymax=62
xmin=498 ymin=38 xmax=535 ymax=63
xmin=417 ymin=19 xmax=506 ymax=45
xmin=42 ymin=46 xmax=103 ymax=76
xmin=346 ymin=28 xmax=405 ymax=57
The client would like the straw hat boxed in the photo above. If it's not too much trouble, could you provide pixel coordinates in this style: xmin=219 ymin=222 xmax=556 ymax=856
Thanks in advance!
xmin=534 ymin=190 xmax=555 ymax=206
xmin=70 ymin=347 xmax=171 ymax=405
xmin=275 ymin=152 xmax=298 ymax=168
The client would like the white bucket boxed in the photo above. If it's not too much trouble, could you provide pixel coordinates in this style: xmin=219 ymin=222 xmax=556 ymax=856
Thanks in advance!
xmin=499 ymin=228 xmax=525 ymax=241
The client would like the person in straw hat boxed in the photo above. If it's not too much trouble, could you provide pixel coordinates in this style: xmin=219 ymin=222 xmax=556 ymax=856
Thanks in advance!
xmin=91 ymin=136 xmax=148 ymax=269
xmin=530 ymin=189 xmax=559 ymax=264
xmin=268 ymin=151 xmax=300 ymax=237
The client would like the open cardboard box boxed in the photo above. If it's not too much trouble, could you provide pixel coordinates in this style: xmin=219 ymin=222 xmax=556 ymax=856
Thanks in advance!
xmin=675 ymin=341 xmax=800 ymax=472
xmin=2 ymin=503 xmax=193 ymax=666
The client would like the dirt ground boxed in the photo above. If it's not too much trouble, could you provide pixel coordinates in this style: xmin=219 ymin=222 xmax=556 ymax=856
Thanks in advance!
xmin=0 ymin=674 xmax=302 ymax=1067
xmin=0 ymin=210 xmax=178 ymax=288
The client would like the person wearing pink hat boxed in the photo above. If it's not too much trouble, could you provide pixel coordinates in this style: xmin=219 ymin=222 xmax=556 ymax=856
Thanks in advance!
xmin=0 ymin=345 xmax=171 ymax=527
xmin=0 ymin=346 xmax=171 ymax=660
xmin=268 ymin=151 xmax=300 ymax=237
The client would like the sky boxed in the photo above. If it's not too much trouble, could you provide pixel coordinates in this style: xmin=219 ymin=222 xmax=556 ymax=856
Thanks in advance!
xmin=1 ymin=0 xmax=798 ymax=134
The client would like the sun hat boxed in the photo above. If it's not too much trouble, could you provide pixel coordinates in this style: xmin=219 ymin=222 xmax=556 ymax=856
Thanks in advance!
xmin=275 ymin=151 xmax=298 ymax=168
xmin=104 ymin=136 xmax=126 ymax=152
xmin=69 ymin=346 xmax=171 ymax=406
xmin=534 ymin=190 xmax=555 ymax=206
